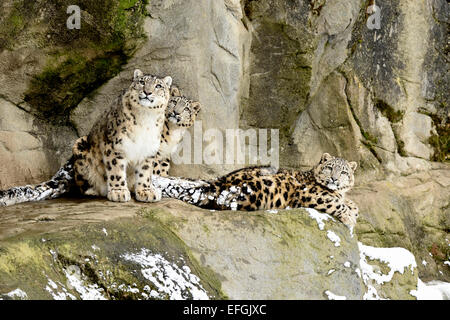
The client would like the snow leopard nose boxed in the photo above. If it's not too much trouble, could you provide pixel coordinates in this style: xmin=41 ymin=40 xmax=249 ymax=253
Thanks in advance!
xmin=329 ymin=177 xmax=339 ymax=184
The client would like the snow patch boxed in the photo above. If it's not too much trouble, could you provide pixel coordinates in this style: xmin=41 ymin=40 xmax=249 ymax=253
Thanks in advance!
xmin=358 ymin=242 xmax=417 ymax=285
xmin=64 ymin=266 xmax=107 ymax=300
xmin=410 ymin=279 xmax=450 ymax=300
xmin=306 ymin=208 xmax=334 ymax=230
xmin=121 ymin=248 xmax=209 ymax=300
xmin=4 ymin=288 xmax=28 ymax=300
xmin=358 ymin=242 xmax=417 ymax=300
xmin=358 ymin=242 xmax=450 ymax=300
xmin=44 ymin=275 xmax=77 ymax=300
xmin=324 ymin=290 xmax=347 ymax=300
xmin=326 ymin=230 xmax=341 ymax=247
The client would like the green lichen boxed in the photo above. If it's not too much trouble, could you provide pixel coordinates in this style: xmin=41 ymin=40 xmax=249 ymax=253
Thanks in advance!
xmin=429 ymin=132 xmax=449 ymax=162
xmin=25 ymin=52 xmax=128 ymax=117
xmin=17 ymin=0 xmax=149 ymax=120
xmin=418 ymin=106 xmax=449 ymax=162
xmin=0 ymin=214 xmax=227 ymax=300
xmin=0 ymin=1 xmax=33 ymax=49
xmin=375 ymin=99 xmax=405 ymax=123
xmin=428 ymin=115 xmax=449 ymax=163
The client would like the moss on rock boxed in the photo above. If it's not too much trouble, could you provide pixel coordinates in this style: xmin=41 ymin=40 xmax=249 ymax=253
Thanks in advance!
xmin=0 ymin=0 xmax=150 ymax=119
xmin=0 ymin=212 xmax=226 ymax=300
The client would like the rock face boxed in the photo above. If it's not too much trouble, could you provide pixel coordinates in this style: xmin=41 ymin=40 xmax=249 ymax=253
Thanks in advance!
xmin=1 ymin=0 xmax=447 ymax=184
xmin=0 ymin=198 xmax=426 ymax=300
xmin=350 ymin=168 xmax=450 ymax=283
xmin=0 ymin=0 xmax=448 ymax=299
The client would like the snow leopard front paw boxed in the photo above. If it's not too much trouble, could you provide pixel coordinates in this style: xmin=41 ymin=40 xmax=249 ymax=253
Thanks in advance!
xmin=107 ymin=188 xmax=131 ymax=202
xmin=135 ymin=186 xmax=162 ymax=203
xmin=338 ymin=203 xmax=359 ymax=228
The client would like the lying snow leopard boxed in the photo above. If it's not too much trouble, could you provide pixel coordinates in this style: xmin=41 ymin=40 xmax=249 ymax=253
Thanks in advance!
xmin=152 ymin=153 xmax=359 ymax=227
xmin=0 ymin=69 xmax=172 ymax=206
xmin=152 ymin=95 xmax=201 ymax=177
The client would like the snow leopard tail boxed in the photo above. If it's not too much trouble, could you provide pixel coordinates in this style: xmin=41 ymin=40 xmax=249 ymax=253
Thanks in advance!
xmin=151 ymin=175 xmax=212 ymax=206
xmin=0 ymin=156 xmax=75 ymax=207
xmin=151 ymin=175 xmax=246 ymax=210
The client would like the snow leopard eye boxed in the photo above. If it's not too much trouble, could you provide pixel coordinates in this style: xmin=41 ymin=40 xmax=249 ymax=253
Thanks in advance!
xmin=155 ymin=84 xmax=162 ymax=89
xmin=139 ymin=79 xmax=145 ymax=85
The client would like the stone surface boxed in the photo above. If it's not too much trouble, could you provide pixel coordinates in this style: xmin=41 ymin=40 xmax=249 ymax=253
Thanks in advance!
xmin=0 ymin=198 xmax=368 ymax=300
xmin=350 ymin=168 xmax=450 ymax=282
xmin=0 ymin=98 xmax=77 ymax=189
xmin=292 ymin=71 xmax=362 ymax=168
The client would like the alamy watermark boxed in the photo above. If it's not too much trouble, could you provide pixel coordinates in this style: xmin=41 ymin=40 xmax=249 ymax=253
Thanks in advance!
xmin=367 ymin=3 xmax=381 ymax=30
xmin=67 ymin=5 xmax=81 ymax=30
xmin=171 ymin=121 xmax=280 ymax=168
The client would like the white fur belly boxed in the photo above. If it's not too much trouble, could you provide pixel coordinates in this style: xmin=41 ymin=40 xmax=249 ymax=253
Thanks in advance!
xmin=120 ymin=114 xmax=162 ymax=165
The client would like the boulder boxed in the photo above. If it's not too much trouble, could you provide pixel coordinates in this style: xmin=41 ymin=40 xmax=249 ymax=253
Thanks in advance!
xmin=1 ymin=197 xmax=428 ymax=300
xmin=350 ymin=168 xmax=450 ymax=283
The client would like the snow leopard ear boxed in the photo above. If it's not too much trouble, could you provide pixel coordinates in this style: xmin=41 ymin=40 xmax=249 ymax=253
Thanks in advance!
xmin=163 ymin=76 xmax=173 ymax=87
xmin=349 ymin=161 xmax=358 ymax=172
xmin=170 ymin=85 xmax=182 ymax=97
xmin=320 ymin=153 xmax=333 ymax=164
xmin=133 ymin=69 xmax=143 ymax=81
xmin=191 ymin=101 xmax=201 ymax=114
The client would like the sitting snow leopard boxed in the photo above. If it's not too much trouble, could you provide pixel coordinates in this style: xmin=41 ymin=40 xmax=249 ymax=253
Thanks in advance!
xmin=0 ymin=69 xmax=172 ymax=206
xmin=152 ymin=95 xmax=201 ymax=177
xmin=151 ymin=153 xmax=359 ymax=227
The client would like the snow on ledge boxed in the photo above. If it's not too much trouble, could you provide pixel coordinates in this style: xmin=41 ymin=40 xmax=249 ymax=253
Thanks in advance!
xmin=305 ymin=208 xmax=335 ymax=230
xmin=326 ymin=230 xmax=341 ymax=247
xmin=325 ymin=290 xmax=347 ymax=300
xmin=358 ymin=242 xmax=417 ymax=300
xmin=2 ymin=288 xmax=28 ymax=300
xmin=121 ymin=248 xmax=209 ymax=300
xmin=357 ymin=242 xmax=450 ymax=300
xmin=410 ymin=280 xmax=450 ymax=300
xmin=358 ymin=242 xmax=417 ymax=285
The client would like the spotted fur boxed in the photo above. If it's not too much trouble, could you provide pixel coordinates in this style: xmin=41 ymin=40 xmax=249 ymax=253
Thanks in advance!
xmin=0 ymin=69 xmax=172 ymax=206
xmin=152 ymin=153 xmax=359 ymax=227
xmin=152 ymin=95 xmax=201 ymax=177
xmin=0 ymin=157 xmax=75 ymax=206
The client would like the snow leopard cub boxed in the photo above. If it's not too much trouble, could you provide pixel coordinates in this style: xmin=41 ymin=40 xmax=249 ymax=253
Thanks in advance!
xmin=152 ymin=94 xmax=202 ymax=177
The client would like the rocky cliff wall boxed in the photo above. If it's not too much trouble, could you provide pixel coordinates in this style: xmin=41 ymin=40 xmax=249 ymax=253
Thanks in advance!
xmin=1 ymin=0 xmax=448 ymax=185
